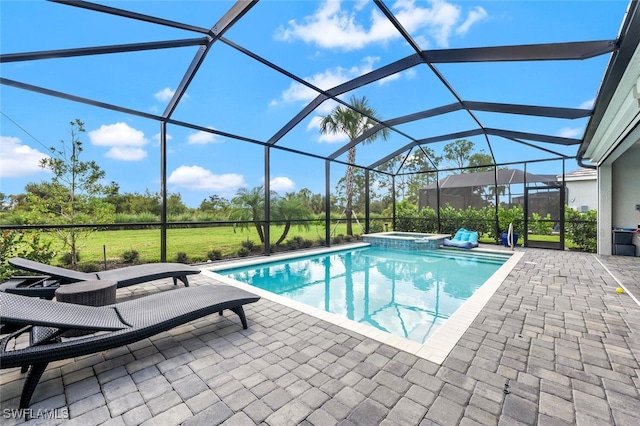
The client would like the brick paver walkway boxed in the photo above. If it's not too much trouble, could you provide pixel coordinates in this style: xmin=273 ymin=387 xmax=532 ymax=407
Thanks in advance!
xmin=1 ymin=248 xmax=639 ymax=425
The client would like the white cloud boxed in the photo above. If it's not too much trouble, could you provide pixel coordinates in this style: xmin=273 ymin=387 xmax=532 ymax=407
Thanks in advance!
xmin=152 ymin=133 xmax=173 ymax=142
xmin=0 ymin=136 xmax=50 ymax=178
xmin=275 ymin=0 xmax=486 ymax=50
xmin=273 ymin=57 xmax=379 ymax=106
xmin=579 ymin=98 xmax=595 ymax=109
xmin=88 ymin=122 xmax=149 ymax=161
xmin=168 ymin=165 xmax=246 ymax=191
xmin=187 ymin=129 xmax=223 ymax=145
xmin=558 ymin=127 xmax=582 ymax=138
xmin=455 ymin=6 xmax=487 ymax=36
xmin=154 ymin=87 xmax=175 ymax=102
xmin=377 ymin=68 xmax=417 ymax=86
xmin=89 ymin=122 xmax=147 ymax=147
xmin=105 ymin=146 xmax=148 ymax=161
xmin=270 ymin=176 xmax=296 ymax=191
xmin=378 ymin=73 xmax=401 ymax=86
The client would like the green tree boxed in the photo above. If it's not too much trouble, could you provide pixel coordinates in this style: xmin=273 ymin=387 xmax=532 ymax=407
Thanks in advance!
xmin=199 ymin=195 xmax=230 ymax=215
xmin=271 ymin=193 xmax=313 ymax=245
xmin=0 ymin=192 xmax=9 ymax=211
xmin=27 ymin=119 xmax=115 ymax=267
xmin=230 ymin=186 xmax=314 ymax=247
xmin=373 ymin=147 xmax=440 ymax=208
xmin=468 ymin=152 xmax=493 ymax=172
xmin=167 ymin=193 xmax=189 ymax=216
xmin=443 ymin=139 xmax=475 ymax=170
xmin=320 ymin=95 xmax=390 ymax=235
xmin=230 ymin=187 xmax=267 ymax=243
xmin=334 ymin=168 xmax=370 ymax=218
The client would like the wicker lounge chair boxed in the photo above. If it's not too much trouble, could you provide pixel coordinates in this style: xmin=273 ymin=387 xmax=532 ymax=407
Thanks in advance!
xmin=0 ymin=284 xmax=260 ymax=408
xmin=6 ymin=257 xmax=201 ymax=298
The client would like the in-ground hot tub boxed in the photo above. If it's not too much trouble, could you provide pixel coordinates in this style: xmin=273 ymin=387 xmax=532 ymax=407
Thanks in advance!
xmin=362 ymin=231 xmax=451 ymax=250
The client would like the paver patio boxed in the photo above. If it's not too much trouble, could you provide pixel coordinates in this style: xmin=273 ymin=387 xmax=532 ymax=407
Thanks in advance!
xmin=1 ymin=247 xmax=639 ymax=425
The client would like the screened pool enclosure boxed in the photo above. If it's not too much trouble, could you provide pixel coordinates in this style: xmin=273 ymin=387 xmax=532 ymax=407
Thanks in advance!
xmin=2 ymin=0 xmax=639 ymax=260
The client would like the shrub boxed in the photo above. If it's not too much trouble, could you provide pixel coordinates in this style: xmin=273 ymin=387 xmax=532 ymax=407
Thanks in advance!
xmin=0 ymin=230 xmax=56 ymax=281
xmin=565 ymin=207 xmax=597 ymax=252
xmin=78 ymin=262 xmax=100 ymax=273
xmin=237 ymin=247 xmax=250 ymax=257
xmin=285 ymin=236 xmax=313 ymax=250
xmin=498 ymin=205 xmax=524 ymax=236
xmin=121 ymin=249 xmax=139 ymax=264
xmin=332 ymin=234 xmax=345 ymax=244
xmin=368 ymin=220 xmax=385 ymax=233
xmin=175 ymin=252 xmax=189 ymax=263
xmin=531 ymin=213 xmax=553 ymax=235
xmin=60 ymin=251 xmax=80 ymax=266
xmin=343 ymin=235 xmax=353 ymax=242
xmin=241 ymin=239 xmax=255 ymax=250
xmin=207 ymin=249 xmax=222 ymax=261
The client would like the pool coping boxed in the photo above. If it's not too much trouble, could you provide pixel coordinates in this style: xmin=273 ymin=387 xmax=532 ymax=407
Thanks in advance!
xmin=201 ymin=243 xmax=524 ymax=365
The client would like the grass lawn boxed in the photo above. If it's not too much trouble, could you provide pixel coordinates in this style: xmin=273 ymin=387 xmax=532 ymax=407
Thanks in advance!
xmin=35 ymin=226 xmax=580 ymax=266
xmin=45 ymin=223 xmax=350 ymax=265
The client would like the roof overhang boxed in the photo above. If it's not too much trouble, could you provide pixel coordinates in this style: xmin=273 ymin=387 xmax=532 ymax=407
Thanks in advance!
xmin=580 ymin=0 xmax=640 ymax=166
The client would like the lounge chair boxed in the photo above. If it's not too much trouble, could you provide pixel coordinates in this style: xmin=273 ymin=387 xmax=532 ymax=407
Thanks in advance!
xmin=442 ymin=228 xmax=479 ymax=249
xmin=0 ymin=284 xmax=260 ymax=408
xmin=5 ymin=257 xmax=201 ymax=298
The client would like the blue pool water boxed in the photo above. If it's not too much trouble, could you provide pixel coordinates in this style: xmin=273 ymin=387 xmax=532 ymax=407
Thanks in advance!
xmin=215 ymin=247 xmax=509 ymax=344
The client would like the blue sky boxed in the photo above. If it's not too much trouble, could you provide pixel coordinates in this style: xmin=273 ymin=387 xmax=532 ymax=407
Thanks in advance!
xmin=0 ymin=0 xmax=631 ymax=207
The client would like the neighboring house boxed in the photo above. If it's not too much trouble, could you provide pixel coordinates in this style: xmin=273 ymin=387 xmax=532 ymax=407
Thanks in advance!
xmin=559 ymin=168 xmax=598 ymax=212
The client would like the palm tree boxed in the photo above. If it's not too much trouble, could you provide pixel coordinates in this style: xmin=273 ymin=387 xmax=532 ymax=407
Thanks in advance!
xmin=230 ymin=186 xmax=314 ymax=247
xmin=230 ymin=187 xmax=266 ymax=243
xmin=271 ymin=194 xmax=313 ymax=245
xmin=320 ymin=95 xmax=390 ymax=236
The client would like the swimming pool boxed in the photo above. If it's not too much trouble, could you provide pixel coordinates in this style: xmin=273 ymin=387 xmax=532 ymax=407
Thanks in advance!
xmin=206 ymin=244 xmax=522 ymax=363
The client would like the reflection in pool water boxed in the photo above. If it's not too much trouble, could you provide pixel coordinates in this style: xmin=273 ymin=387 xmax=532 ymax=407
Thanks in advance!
xmin=216 ymin=247 xmax=508 ymax=344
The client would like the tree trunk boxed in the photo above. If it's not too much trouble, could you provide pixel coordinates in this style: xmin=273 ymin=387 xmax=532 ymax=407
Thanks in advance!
xmin=254 ymin=222 xmax=265 ymax=243
xmin=345 ymin=147 xmax=356 ymax=236
xmin=274 ymin=221 xmax=291 ymax=246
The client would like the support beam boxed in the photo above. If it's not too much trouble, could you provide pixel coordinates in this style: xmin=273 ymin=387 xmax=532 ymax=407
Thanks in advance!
xmin=463 ymin=101 xmax=592 ymax=119
xmin=264 ymin=146 xmax=271 ymax=255
xmin=163 ymin=1 xmax=258 ymax=118
xmin=325 ymin=161 xmax=331 ymax=247
xmin=421 ymin=40 xmax=617 ymax=63
xmin=329 ymin=103 xmax=462 ymax=160
xmin=1 ymin=78 xmax=163 ymax=120
xmin=49 ymin=0 xmax=210 ymax=33
xmin=160 ymin=122 xmax=168 ymax=263
xmin=0 ymin=38 xmax=208 ymax=63
xmin=485 ymin=128 xmax=581 ymax=145
xmin=267 ymin=54 xmax=422 ymax=145
xmin=368 ymin=129 xmax=484 ymax=170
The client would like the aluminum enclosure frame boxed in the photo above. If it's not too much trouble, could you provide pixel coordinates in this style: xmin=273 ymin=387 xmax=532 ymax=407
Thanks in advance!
xmin=2 ymin=0 xmax=638 ymax=259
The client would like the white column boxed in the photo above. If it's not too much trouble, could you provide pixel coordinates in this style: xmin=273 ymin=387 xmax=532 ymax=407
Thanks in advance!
xmin=598 ymin=165 xmax=612 ymax=255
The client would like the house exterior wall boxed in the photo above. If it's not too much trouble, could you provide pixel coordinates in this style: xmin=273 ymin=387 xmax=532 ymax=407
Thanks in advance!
xmin=565 ymin=179 xmax=598 ymax=211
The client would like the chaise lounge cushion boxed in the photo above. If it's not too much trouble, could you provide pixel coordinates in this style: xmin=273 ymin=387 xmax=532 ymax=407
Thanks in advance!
xmin=442 ymin=228 xmax=479 ymax=249
xmin=6 ymin=258 xmax=201 ymax=298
